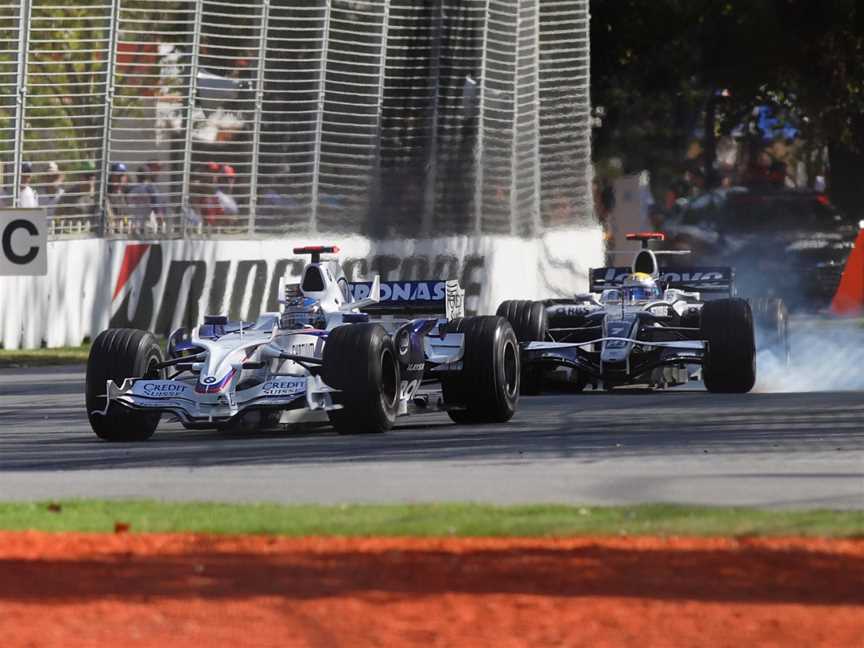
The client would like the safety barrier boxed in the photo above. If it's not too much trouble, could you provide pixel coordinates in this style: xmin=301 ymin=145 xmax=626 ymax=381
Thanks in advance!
xmin=0 ymin=0 xmax=593 ymax=240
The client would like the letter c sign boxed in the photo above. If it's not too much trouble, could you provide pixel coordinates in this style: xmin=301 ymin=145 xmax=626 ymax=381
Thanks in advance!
xmin=1 ymin=209 xmax=47 ymax=276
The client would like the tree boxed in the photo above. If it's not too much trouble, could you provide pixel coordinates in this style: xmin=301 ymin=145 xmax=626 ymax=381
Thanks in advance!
xmin=590 ymin=0 xmax=864 ymax=212
xmin=0 ymin=0 xmax=186 ymax=178
xmin=770 ymin=0 xmax=864 ymax=214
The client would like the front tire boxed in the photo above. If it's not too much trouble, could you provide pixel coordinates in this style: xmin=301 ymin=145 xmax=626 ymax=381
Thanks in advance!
xmin=323 ymin=324 xmax=400 ymax=434
xmin=496 ymin=300 xmax=547 ymax=395
xmin=701 ymin=298 xmax=756 ymax=393
xmin=85 ymin=328 xmax=164 ymax=441
xmin=442 ymin=316 xmax=520 ymax=423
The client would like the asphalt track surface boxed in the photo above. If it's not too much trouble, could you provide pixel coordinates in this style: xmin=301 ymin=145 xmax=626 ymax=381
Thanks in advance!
xmin=0 ymin=364 xmax=861 ymax=509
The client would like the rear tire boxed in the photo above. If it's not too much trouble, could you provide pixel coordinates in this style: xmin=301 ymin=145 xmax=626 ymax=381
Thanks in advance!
xmin=496 ymin=300 xmax=546 ymax=395
xmin=442 ymin=316 xmax=520 ymax=423
xmin=700 ymin=298 xmax=756 ymax=393
xmin=750 ymin=297 xmax=791 ymax=365
xmin=85 ymin=328 xmax=164 ymax=441
xmin=323 ymin=324 xmax=400 ymax=434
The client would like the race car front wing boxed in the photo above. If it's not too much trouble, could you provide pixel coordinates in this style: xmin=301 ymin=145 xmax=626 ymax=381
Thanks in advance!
xmin=523 ymin=337 xmax=706 ymax=382
xmin=93 ymin=374 xmax=340 ymax=425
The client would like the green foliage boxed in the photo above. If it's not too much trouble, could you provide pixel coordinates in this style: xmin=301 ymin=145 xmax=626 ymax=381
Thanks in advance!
xmin=592 ymin=0 xmax=864 ymax=192
xmin=0 ymin=0 xmax=188 ymax=165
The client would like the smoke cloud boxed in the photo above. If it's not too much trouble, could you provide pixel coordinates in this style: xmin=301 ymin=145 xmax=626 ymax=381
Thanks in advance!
xmin=755 ymin=317 xmax=864 ymax=392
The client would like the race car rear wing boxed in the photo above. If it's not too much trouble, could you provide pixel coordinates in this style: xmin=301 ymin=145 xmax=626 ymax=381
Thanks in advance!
xmin=589 ymin=266 xmax=735 ymax=296
xmin=348 ymin=280 xmax=465 ymax=319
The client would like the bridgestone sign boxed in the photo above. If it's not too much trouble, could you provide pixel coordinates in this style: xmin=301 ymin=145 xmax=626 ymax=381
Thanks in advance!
xmin=0 ymin=229 xmax=603 ymax=350
xmin=0 ymin=210 xmax=47 ymax=276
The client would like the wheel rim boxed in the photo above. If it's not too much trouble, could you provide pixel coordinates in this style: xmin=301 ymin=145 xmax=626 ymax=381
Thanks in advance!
xmin=502 ymin=339 xmax=518 ymax=398
xmin=145 ymin=354 xmax=161 ymax=379
xmin=380 ymin=348 xmax=398 ymax=407
xmin=144 ymin=358 xmax=161 ymax=380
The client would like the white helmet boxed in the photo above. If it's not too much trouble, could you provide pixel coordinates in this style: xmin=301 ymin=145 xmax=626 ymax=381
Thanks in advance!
xmin=622 ymin=272 xmax=661 ymax=302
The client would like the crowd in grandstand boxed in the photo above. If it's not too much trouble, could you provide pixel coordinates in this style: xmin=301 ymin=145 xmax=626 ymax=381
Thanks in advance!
xmin=0 ymin=159 xmax=262 ymax=234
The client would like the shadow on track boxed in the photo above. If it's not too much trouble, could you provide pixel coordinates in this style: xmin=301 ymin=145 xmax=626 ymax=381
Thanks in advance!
xmin=1 ymin=388 xmax=863 ymax=473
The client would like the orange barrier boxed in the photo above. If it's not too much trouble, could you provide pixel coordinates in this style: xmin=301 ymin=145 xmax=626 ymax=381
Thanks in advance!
xmin=831 ymin=229 xmax=864 ymax=315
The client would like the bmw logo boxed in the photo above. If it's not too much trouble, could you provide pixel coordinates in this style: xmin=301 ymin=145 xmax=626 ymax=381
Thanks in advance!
xmin=203 ymin=376 xmax=217 ymax=384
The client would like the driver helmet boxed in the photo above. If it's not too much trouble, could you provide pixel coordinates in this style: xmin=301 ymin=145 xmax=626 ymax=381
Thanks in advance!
xmin=621 ymin=272 xmax=661 ymax=302
xmin=279 ymin=297 xmax=326 ymax=330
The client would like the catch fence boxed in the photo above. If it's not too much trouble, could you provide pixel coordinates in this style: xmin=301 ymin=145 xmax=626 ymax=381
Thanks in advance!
xmin=0 ymin=0 xmax=592 ymax=239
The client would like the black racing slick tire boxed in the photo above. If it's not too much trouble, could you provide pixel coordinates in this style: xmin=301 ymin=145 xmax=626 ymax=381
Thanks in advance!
xmin=700 ymin=298 xmax=757 ymax=393
xmin=323 ymin=324 xmax=400 ymax=434
xmin=750 ymin=297 xmax=791 ymax=365
xmin=496 ymin=300 xmax=547 ymax=342
xmin=496 ymin=300 xmax=547 ymax=395
xmin=85 ymin=328 xmax=164 ymax=441
xmin=442 ymin=316 xmax=520 ymax=424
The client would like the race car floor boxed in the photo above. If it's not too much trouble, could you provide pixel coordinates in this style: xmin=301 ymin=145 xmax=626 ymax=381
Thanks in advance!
xmin=0 ymin=365 xmax=861 ymax=508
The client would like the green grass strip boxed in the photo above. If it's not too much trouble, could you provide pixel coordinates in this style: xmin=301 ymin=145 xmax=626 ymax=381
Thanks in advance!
xmin=0 ymin=501 xmax=860 ymax=537
xmin=0 ymin=345 xmax=90 ymax=367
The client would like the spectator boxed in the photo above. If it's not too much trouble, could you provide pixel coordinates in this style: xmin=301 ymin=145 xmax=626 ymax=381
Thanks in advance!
xmin=127 ymin=166 xmax=153 ymax=232
xmin=127 ymin=163 xmax=167 ymax=233
xmin=145 ymin=161 xmax=167 ymax=216
xmin=42 ymin=161 xmax=66 ymax=219
xmin=194 ymin=162 xmax=222 ymax=227
xmin=106 ymin=162 xmax=130 ymax=225
xmin=215 ymin=163 xmax=239 ymax=228
xmin=18 ymin=162 xmax=38 ymax=208
xmin=187 ymin=169 xmax=207 ymax=227
xmin=258 ymin=168 xmax=300 ymax=228
xmin=71 ymin=160 xmax=97 ymax=218
xmin=54 ymin=160 xmax=97 ymax=230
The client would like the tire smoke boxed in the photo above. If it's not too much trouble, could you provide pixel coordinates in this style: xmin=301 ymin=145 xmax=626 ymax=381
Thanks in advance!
xmin=755 ymin=317 xmax=864 ymax=392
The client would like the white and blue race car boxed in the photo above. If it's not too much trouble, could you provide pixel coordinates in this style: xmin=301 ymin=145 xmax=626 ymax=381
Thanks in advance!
xmin=496 ymin=233 xmax=789 ymax=394
xmin=86 ymin=245 xmax=520 ymax=440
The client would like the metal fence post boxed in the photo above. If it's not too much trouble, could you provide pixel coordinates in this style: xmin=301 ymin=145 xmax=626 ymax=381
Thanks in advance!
xmin=422 ymin=0 xmax=443 ymax=237
xmin=369 ymin=0 xmax=391 ymax=227
xmin=248 ymin=0 xmax=270 ymax=237
xmin=530 ymin=0 xmax=542 ymax=235
xmin=12 ymin=0 xmax=31 ymax=208
xmin=98 ymin=0 xmax=120 ymax=233
xmin=309 ymin=0 xmax=332 ymax=234
xmin=583 ymin=0 xmax=594 ymax=218
xmin=180 ymin=0 xmax=203 ymax=238
xmin=97 ymin=0 xmax=120 ymax=236
xmin=510 ymin=0 xmax=521 ymax=237
xmin=473 ymin=0 xmax=491 ymax=235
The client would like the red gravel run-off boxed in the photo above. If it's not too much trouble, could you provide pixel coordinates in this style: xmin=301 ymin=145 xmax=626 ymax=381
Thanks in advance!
xmin=0 ymin=533 xmax=861 ymax=647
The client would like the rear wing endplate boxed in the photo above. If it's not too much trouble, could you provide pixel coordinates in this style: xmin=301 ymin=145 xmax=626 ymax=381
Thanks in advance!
xmin=348 ymin=280 xmax=465 ymax=319
xmin=589 ymin=266 xmax=735 ymax=295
